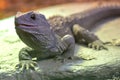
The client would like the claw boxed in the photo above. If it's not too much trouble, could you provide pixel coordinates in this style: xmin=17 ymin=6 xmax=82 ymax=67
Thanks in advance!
xmin=30 ymin=63 xmax=36 ymax=70
xmin=102 ymin=46 xmax=108 ymax=50
xmin=26 ymin=64 xmax=29 ymax=70
xmin=33 ymin=61 xmax=38 ymax=66
xmin=88 ymin=40 xmax=108 ymax=50
xmin=15 ymin=60 xmax=39 ymax=71
xmin=30 ymin=63 xmax=35 ymax=68
xmin=15 ymin=64 xmax=21 ymax=69
xmin=19 ymin=63 xmax=24 ymax=71
xmin=88 ymin=43 xmax=92 ymax=48
xmin=54 ymin=55 xmax=74 ymax=63
xmin=96 ymin=45 xmax=99 ymax=50
xmin=92 ymin=44 xmax=95 ymax=49
xmin=54 ymin=56 xmax=66 ymax=63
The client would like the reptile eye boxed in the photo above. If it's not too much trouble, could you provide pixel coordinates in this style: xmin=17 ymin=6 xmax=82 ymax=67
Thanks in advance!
xmin=31 ymin=14 xmax=36 ymax=20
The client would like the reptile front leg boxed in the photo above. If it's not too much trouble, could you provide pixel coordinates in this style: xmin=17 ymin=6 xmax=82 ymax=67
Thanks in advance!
xmin=16 ymin=47 xmax=38 ymax=71
xmin=72 ymin=24 xmax=107 ymax=50
xmin=55 ymin=34 xmax=75 ymax=62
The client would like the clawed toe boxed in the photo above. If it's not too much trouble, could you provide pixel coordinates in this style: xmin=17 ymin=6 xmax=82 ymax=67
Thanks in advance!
xmin=54 ymin=56 xmax=64 ymax=62
xmin=15 ymin=60 xmax=39 ymax=72
xmin=54 ymin=56 xmax=73 ymax=63
xmin=88 ymin=40 xmax=108 ymax=50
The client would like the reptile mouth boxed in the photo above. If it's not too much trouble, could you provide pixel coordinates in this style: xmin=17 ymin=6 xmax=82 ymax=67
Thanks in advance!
xmin=17 ymin=24 xmax=35 ymax=28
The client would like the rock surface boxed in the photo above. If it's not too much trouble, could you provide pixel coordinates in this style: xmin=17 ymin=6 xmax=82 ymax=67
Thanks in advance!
xmin=0 ymin=2 xmax=120 ymax=80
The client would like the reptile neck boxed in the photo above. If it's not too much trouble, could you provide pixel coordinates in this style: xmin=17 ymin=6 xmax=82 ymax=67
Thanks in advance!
xmin=45 ymin=29 xmax=66 ymax=54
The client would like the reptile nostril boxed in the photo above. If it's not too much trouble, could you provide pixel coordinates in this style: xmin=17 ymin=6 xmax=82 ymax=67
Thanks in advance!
xmin=16 ymin=11 xmax=22 ymax=18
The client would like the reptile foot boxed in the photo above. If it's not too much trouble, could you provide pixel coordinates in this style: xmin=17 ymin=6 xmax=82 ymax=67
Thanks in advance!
xmin=54 ymin=56 xmax=73 ymax=63
xmin=88 ymin=40 xmax=108 ymax=50
xmin=15 ymin=60 xmax=39 ymax=72
xmin=104 ymin=39 xmax=120 ymax=46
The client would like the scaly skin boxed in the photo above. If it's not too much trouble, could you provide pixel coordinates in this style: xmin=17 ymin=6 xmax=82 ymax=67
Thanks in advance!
xmin=15 ymin=4 xmax=120 ymax=70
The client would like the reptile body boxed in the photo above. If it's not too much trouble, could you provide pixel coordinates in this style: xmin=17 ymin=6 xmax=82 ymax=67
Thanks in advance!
xmin=15 ymin=4 xmax=120 ymax=70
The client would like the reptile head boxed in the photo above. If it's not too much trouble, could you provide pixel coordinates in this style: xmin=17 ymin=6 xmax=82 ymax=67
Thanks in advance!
xmin=15 ymin=11 xmax=57 ymax=50
xmin=15 ymin=11 xmax=50 ymax=33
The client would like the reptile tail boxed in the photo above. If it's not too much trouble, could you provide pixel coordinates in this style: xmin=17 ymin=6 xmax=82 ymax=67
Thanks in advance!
xmin=69 ymin=3 xmax=120 ymax=30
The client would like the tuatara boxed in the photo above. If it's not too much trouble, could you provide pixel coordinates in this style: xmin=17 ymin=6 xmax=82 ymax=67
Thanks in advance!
xmin=15 ymin=4 xmax=120 ymax=70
